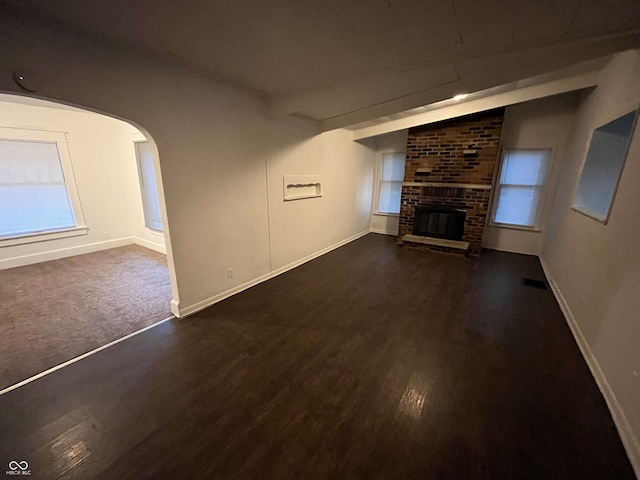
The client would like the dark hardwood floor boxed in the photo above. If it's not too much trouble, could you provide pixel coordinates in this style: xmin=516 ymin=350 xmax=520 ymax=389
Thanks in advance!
xmin=0 ymin=234 xmax=634 ymax=479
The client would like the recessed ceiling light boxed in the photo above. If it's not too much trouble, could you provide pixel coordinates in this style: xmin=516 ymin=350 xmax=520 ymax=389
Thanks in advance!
xmin=452 ymin=93 xmax=469 ymax=101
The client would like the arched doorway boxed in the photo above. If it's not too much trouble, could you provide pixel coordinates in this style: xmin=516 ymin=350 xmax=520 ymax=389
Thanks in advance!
xmin=0 ymin=93 xmax=177 ymax=391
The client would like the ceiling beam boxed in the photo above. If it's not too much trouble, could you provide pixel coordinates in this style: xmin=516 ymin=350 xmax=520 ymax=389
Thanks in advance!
xmin=351 ymin=71 xmax=599 ymax=140
xmin=267 ymin=66 xmax=459 ymax=119
xmin=318 ymin=31 xmax=640 ymax=131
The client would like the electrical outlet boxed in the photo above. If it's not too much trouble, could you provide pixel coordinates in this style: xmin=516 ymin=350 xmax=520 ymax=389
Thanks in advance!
xmin=227 ymin=268 xmax=233 ymax=278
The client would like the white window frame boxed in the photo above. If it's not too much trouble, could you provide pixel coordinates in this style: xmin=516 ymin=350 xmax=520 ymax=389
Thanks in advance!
xmin=133 ymin=140 xmax=164 ymax=232
xmin=373 ymin=150 xmax=405 ymax=216
xmin=0 ymin=127 xmax=87 ymax=247
xmin=489 ymin=147 xmax=554 ymax=231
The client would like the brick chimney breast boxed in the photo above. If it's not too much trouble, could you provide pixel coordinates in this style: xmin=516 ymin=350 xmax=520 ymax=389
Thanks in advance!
xmin=398 ymin=108 xmax=505 ymax=256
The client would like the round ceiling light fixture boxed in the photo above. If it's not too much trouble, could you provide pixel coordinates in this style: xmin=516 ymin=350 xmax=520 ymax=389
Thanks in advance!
xmin=13 ymin=69 xmax=41 ymax=93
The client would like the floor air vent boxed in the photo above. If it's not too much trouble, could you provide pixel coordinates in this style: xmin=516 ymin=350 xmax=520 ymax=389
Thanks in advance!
xmin=523 ymin=278 xmax=547 ymax=290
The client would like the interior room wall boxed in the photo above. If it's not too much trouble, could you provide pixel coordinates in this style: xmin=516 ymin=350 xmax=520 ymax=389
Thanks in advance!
xmin=0 ymin=16 xmax=378 ymax=316
xmin=370 ymin=130 xmax=408 ymax=235
xmin=266 ymin=119 xmax=375 ymax=269
xmin=482 ymin=94 xmax=579 ymax=255
xmin=0 ymin=96 xmax=162 ymax=269
xmin=541 ymin=49 xmax=640 ymax=475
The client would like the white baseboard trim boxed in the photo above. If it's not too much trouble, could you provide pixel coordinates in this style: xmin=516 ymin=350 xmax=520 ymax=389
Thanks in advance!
xmin=133 ymin=236 xmax=166 ymax=254
xmin=174 ymin=230 xmax=371 ymax=318
xmin=0 ymin=237 xmax=135 ymax=270
xmin=170 ymin=299 xmax=180 ymax=317
xmin=482 ymin=244 xmax=539 ymax=256
xmin=370 ymin=228 xmax=397 ymax=236
xmin=540 ymin=256 xmax=640 ymax=478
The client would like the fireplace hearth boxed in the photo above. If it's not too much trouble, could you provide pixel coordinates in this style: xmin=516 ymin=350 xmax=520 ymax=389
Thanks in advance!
xmin=413 ymin=206 xmax=465 ymax=240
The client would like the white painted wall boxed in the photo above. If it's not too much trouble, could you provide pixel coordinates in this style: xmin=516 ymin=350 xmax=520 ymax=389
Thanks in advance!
xmin=483 ymin=94 xmax=579 ymax=254
xmin=541 ymin=50 xmax=640 ymax=475
xmin=266 ymin=119 xmax=374 ymax=269
xmin=370 ymin=130 xmax=408 ymax=235
xmin=0 ymin=16 xmax=377 ymax=316
xmin=0 ymin=96 xmax=164 ymax=269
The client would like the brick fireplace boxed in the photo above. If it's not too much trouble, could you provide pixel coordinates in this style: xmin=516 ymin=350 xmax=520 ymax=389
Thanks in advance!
xmin=398 ymin=109 xmax=505 ymax=256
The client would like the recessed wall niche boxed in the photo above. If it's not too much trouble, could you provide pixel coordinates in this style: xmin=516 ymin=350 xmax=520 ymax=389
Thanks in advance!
xmin=572 ymin=108 xmax=638 ymax=223
xmin=283 ymin=175 xmax=322 ymax=201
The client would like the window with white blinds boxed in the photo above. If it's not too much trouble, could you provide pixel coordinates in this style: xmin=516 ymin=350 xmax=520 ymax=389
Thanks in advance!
xmin=134 ymin=141 xmax=163 ymax=232
xmin=491 ymin=148 xmax=552 ymax=228
xmin=376 ymin=152 xmax=405 ymax=214
xmin=0 ymin=129 xmax=85 ymax=241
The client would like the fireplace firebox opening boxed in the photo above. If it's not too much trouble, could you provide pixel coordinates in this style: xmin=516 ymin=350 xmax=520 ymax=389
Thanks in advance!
xmin=413 ymin=206 xmax=466 ymax=241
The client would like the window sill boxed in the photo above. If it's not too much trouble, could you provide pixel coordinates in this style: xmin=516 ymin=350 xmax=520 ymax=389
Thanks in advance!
xmin=571 ymin=206 xmax=608 ymax=224
xmin=0 ymin=226 xmax=89 ymax=248
xmin=488 ymin=223 xmax=541 ymax=233
xmin=373 ymin=212 xmax=400 ymax=217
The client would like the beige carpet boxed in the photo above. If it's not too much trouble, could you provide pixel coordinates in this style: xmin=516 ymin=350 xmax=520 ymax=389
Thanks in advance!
xmin=0 ymin=245 xmax=172 ymax=390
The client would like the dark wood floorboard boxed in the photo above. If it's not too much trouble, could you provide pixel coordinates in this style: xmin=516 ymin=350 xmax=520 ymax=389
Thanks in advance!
xmin=0 ymin=234 xmax=634 ymax=479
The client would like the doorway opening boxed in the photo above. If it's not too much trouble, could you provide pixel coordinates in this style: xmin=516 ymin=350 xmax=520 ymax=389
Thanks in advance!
xmin=0 ymin=93 xmax=173 ymax=390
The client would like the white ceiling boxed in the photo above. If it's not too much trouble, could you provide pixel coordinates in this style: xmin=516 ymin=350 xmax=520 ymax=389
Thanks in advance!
xmin=3 ymin=0 xmax=640 ymax=128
